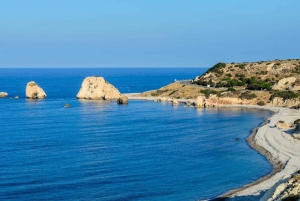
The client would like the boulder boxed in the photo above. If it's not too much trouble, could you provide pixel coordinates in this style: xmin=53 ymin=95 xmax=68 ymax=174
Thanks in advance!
xmin=272 ymin=77 xmax=297 ymax=90
xmin=117 ymin=95 xmax=128 ymax=104
xmin=64 ymin=104 xmax=71 ymax=108
xmin=0 ymin=92 xmax=8 ymax=98
xmin=275 ymin=121 xmax=291 ymax=129
xmin=157 ymin=97 xmax=167 ymax=102
xmin=26 ymin=81 xmax=46 ymax=99
xmin=194 ymin=96 xmax=205 ymax=107
xmin=172 ymin=99 xmax=179 ymax=106
xmin=76 ymin=76 xmax=121 ymax=100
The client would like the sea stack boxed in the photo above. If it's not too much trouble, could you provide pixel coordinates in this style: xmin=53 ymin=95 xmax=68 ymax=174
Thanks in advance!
xmin=26 ymin=81 xmax=47 ymax=99
xmin=76 ymin=76 xmax=121 ymax=100
xmin=0 ymin=92 xmax=8 ymax=98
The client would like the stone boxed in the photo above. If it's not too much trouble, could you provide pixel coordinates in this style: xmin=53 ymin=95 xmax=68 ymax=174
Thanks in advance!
xmin=117 ymin=95 xmax=128 ymax=104
xmin=76 ymin=76 xmax=121 ymax=100
xmin=0 ymin=92 xmax=8 ymax=98
xmin=172 ymin=99 xmax=179 ymax=106
xmin=275 ymin=121 xmax=291 ymax=129
xmin=157 ymin=97 xmax=167 ymax=102
xmin=64 ymin=104 xmax=71 ymax=108
xmin=14 ymin=96 xmax=19 ymax=99
xmin=26 ymin=81 xmax=46 ymax=99
xmin=194 ymin=96 xmax=205 ymax=107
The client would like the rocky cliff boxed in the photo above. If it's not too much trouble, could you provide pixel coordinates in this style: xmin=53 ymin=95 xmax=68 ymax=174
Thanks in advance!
xmin=76 ymin=76 xmax=121 ymax=100
xmin=26 ymin=81 xmax=46 ymax=99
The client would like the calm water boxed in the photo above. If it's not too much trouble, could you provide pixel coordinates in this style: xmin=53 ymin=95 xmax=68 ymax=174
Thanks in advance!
xmin=0 ymin=68 xmax=271 ymax=201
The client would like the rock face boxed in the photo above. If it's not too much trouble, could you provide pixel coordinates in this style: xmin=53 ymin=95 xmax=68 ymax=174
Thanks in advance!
xmin=271 ymin=97 xmax=300 ymax=107
xmin=76 ymin=76 xmax=121 ymax=100
xmin=26 ymin=81 xmax=46 ymax=99
xmin=272 ymin=77 xmax=297 ymax=90
xmin=193 ymin=96 xmax=205 ymax=107
xmin=0 ymin=92 xmax=8 ymax=98
xmin=266 ymin=172 xmax=300 ymax=201
xmin=117 ymin=95 xmax=128 ymax=104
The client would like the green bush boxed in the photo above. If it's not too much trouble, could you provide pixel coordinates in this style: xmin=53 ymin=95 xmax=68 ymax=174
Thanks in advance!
xmin=240 ymin=92 xmax=257 ymax=100
xmin=169 ymin=90 xmax=178 ymax=96
xmin=294 ymin=119 xmax=300 ymax=124
xmin=257 ymin=101 xmax=266 ymax=106
xmin=282 ymin=194 xmax=300 ymax=201
xmin=228 ymin=87 xmax=236 ymax=91
xmin=200 ymin=89 xmax=218 ymax=98
xmin=207 ymin=62 xmax=226 ymax=74
xmin=271 ymin=91 xmax=299 ymax=99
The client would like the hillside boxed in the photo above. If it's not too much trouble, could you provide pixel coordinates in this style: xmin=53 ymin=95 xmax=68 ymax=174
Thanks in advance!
xmin=192 ymin=59 xmax=300 ymax=91
xmin=140 ymin=59 xmax=300 ymax=108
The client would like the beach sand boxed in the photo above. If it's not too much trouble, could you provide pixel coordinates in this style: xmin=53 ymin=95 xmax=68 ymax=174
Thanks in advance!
xmin=126 ymin=94 xmax=300 ymax=200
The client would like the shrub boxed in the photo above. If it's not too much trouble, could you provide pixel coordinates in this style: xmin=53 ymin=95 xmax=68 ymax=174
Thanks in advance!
xmin=271 ymin=91 xmax=299 ymax=99
xmin=257 ymin=101 xmax=266 ymax=106
xmin=228 ymin=87 xmax=236 ymax=91
xmin=207 ymin=62 xmax=226 ymax=74
xmin=279 ymin=120 xmax=285 ymax=123
xmin=200 ymin=89 xmax=218 ymax=98
xmin=240 ymin=92 xmax=257 ymax=100
xmin=294 ymin=119 xmax=300 ymax=124
xmin=151 ymin=90 xmax=166 ymax=96
xmin=169 ymin=90 xmax=178 ymax=96
xmin=282 ymin=194 xmax=300 ymax=201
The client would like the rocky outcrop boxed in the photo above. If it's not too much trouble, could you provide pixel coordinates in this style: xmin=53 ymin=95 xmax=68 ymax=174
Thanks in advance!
xmin=272 ymin=77 xmax=297 ymax=90
xmin=117 ymin=95 xmax=128 ymax=104
xmin=271 ymin=97 xmax=300 ymax=107
xmin=157 ymin=97 xmax=167 ymax=102
xmin=0 ymin=92 xmax=8 ymax=98
xmin=26 ymin=81 xmax=46 ymax=99
xmin=193 ymin=96 xmax=205 ymax=107
xmin=266 ymin=172 xmax=300 ymax=201
xmin=76 ymin=76 xmax=121 ymax=100
xmin=172 ymin=99 xmax=179 ymax=106
xmin=275 ymin=121 xmax=292 ymax=129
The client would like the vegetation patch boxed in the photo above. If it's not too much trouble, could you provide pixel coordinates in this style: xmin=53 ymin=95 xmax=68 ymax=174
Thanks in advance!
xmin=200 ymin=89 xmax=218 ymax=98
xmin=169 ymin=90 xmax=178 ymax=96
xmin=282 ymin=194 xmax=300 ymax=201
xmin=271 ymin=91 xmax=299 ymax=100
xmin=239 ymin=91 xmax=257 ymax=100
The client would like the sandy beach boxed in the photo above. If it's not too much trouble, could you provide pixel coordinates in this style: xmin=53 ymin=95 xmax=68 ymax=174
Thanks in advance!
xmin=126 ymin=94 xmax=300 ymax=200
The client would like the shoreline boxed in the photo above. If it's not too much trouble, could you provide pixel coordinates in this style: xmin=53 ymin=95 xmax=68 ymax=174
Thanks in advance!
xmin=126 ymin=94 xmax=300 ymax=200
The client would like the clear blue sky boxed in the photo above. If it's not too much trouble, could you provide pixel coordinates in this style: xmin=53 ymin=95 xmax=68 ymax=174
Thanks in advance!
xmin=0 ymin=0 xmax=299 ymax=68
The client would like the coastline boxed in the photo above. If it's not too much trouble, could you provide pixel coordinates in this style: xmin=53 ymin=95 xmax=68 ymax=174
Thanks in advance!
xmin=126 ymin=94 xmax=300 ymax=200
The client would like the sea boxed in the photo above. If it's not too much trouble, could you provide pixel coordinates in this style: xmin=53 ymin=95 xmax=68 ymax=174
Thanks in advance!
xmin=0 ymin=68 xmax=272 ymax=201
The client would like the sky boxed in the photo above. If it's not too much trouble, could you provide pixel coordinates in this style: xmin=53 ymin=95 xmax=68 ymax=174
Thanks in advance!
xmin=0 ymin=0 xmax=299 ymax=68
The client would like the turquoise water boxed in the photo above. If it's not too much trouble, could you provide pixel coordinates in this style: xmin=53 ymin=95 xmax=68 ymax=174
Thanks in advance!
xmin=0 ymin=68 xmax=271 ymax=200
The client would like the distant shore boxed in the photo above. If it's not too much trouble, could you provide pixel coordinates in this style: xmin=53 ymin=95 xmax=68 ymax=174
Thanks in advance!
xmin=126 ymin=94 xmax=300 ymax=200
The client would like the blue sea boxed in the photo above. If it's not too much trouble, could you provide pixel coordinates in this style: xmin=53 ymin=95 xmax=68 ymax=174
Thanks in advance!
xmin=0 ymin=68 xmax=271 ymax=201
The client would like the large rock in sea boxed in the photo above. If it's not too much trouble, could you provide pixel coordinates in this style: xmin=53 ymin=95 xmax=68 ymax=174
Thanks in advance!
xmin=117 ymin=95 xmax=128 ymax=104
xmin=26 ymin=81 xmax=46 ymax=99
xmin=0 ymin=92 xmax=8 ymax=98
xmin=76 ymin=76 xmax=121 ymax=100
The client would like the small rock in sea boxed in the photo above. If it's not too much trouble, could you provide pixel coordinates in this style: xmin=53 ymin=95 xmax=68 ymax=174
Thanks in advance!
xmin=117 ymin=95 xmax=128 ymax=104
xmin=10 ymin=97 xmax=12 ymax=100
xmin=235 ymin=138 xmax=240 ymax=141
xmin=15 ymin=96 xmax=19 ymax=99
xmin=64 ymin=104 xmax=71 ymax=108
